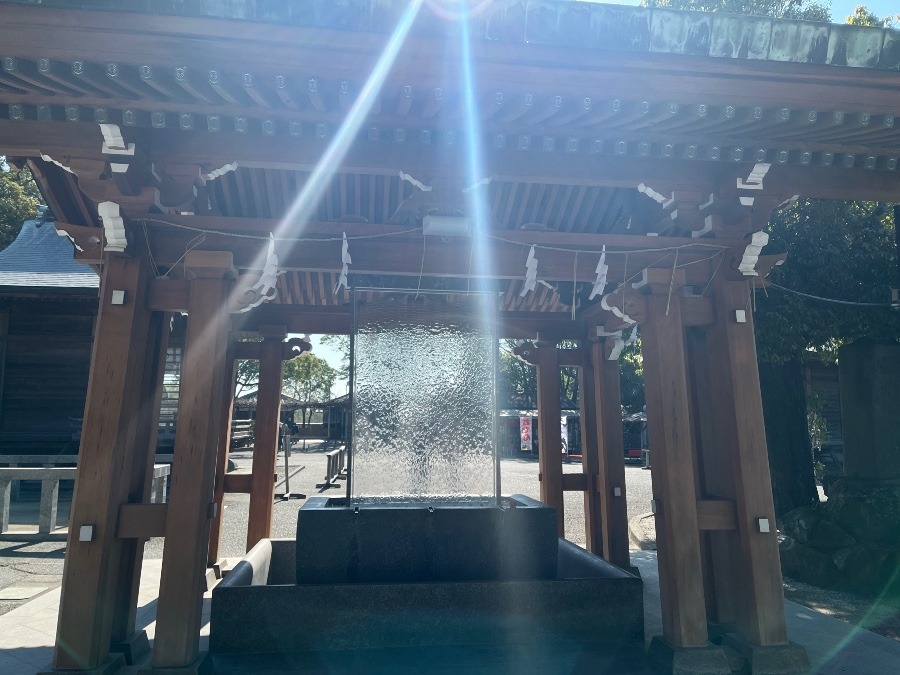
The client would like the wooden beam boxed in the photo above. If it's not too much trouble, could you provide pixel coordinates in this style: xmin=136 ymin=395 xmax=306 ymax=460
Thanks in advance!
xmin=116 ymin=503 xmax=168 ymax=539
xmin=696 ymin=500 xmax=738 ymax=531
xmin=560 ymin=472 xmax=588 ymax=492
xmin=222 ymin=472 xmax=253 ymax=494
xmin=556 ymin=348 xmax=583 ymax=367
xmin=535 ymin=342 xmax=564 ymax=537
xmin=246 ymin=326 xmax=286 ymax=551
xmin=233 ymin=340 xmax=262 ymax=360
xmin=53 ymin=252 xmax=157 ymax=671
xmin=137 ymin=215 xmax=741 ymax=251
xmin=144 ymin=227 xmax=723 ymax=286
xmin=153 ymin=251 xmax=235 ymax=670
xmin=641 ymin=278 xmax=709 ymax=648
xmin=145 ymin=278 xmax=190 ymax=313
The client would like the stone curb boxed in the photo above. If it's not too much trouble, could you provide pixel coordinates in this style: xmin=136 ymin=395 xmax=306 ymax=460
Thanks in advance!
xmin=628 ymin=511 xmax=657 ymax=551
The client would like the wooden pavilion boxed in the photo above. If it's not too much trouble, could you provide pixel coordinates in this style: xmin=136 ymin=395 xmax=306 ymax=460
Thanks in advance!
xmin=1 ymin=1 xmax=899 ymax=672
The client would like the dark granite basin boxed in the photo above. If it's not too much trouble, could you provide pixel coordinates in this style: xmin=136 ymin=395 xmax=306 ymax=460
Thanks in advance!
xmin=207 ymin=495 xmax=644 ymax=670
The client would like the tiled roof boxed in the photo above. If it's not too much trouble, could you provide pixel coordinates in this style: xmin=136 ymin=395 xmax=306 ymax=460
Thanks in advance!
xmin=0 ymin=214 xmax=99 ymax=290
xmin=3 ymin=0 xmax=896 ymax=70
xmin=234 ymin=391 xmax=304 ymax=410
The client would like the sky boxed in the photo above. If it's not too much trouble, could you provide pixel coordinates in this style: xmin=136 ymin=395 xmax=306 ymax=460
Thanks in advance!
xmin=308 ymin=334 xmax=349 ymax=398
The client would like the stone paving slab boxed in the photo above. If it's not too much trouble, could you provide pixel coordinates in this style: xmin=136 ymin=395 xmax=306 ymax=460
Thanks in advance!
xmin=0 ymin=586 xmax=46 ymax=601
xmin=1 ymin=551 xmax=898 ymax=674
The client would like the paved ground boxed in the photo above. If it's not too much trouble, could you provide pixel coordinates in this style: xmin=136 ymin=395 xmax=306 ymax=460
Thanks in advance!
xmin=0 ymin=445 xmax=653 ymax=616
xmin=4 ymin=447 xmax=900 ymax=673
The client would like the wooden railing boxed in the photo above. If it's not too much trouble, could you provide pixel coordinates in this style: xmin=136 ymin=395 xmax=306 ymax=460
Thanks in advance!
xmin=230 ymin=420 xmax=254 ymax=449
xmin=0 ymin=455 xmax=171 ymax=534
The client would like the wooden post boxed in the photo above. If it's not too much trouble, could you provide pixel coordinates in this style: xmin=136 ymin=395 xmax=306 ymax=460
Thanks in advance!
xmin=109 ymin=310 xmax=169 ymax=661
xmin=705 ymin=277 xmax=789 ymax=647
xmin=685 ymin=327 xmax=739 ymax=629
xmin=208 ymin=341 xmax=237 ymax=566
xmin=152 ymin=251 xmax=235 ymax=670
xmin=53 ymin=253 xmax=157 ymax=671
xmin=578 ymin=350 xmax=604 ymax=556
xmin=535 ymin=342 xmax=564 ymax=536
xmin=590 ymin=341 xmax=631 ymax=569
xmin=640 ymin=270 xmax=709 ymax=648
xmin=246 ymin=325 xmax=286 ymax=550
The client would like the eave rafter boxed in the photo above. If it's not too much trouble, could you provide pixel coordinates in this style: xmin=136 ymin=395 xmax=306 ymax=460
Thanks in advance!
xmin=0 ymin=4 xmax=899 ymax=182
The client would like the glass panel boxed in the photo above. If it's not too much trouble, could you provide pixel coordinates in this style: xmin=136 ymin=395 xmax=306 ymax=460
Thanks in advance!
xmin=351 ymin=291 xmax=497 ymax=504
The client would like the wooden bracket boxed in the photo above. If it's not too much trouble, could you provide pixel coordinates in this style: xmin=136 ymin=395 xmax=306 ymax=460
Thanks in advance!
xmin=53 ymin=221 xmax=103 ymax=264
xmin=511 ymin=340 xmax=540 ymax=365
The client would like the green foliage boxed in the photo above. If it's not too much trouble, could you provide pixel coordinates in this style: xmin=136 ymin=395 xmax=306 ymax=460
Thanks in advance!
xmin=319 ymin=333 xmax=350 ymax=379
xmin=619 ymin=341 xmax=646 ymax=415
xmin=807 ymin=392 xmax=828 ymax=448
xmin=235 ymin=351 xmax=337 ymax=403
xmin=754 ymin=199 xmax=900 ymax=363
xmin=499 ymin=340 xmax=536 ymax=409
xmin=0 ymin=157 xmax=42 ymax=251
xmin=845 ymin=5 xmax=893 ymax=26
xmin=641 ymin=0 xmax=830 ymax=22
xmin=282 ymin=352 xmax=337 ymax=403
xmin=235 ymin=359 xmax=260 ymax=397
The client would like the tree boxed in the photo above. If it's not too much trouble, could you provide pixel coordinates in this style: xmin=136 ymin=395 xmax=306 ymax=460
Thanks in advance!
xmin=499 ymin=340 xmax=537 ymax=409
xmin=755 ymin=199 xmax=899 ymax=515
xmin=845 ymin=5 xmax=885 ymax=26
xmin=235 ymin=359 xmax=260 ymax=397
xmin=282 ymin=352 xmax=337 ymax=403
xmin=619 ymin=341 xmax=646 ymax=416
xmin=641 ymin=0 xmax=830 ymax=22
xmin=0 ymin=157 xmax=41 ymax=250
xmin=283 ymin=352 xmax=338 ymax=433
xmin=319 ymin=334 xmax=350 ymax=380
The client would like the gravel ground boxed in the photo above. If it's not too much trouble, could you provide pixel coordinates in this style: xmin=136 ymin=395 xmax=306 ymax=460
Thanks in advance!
xmin=4 ymin=447 xmax=896 ymax=645
xmin=0 ymin=447 xmax=654 ymax=616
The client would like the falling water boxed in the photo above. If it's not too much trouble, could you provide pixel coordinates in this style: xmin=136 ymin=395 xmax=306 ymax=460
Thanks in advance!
xmin=350 ymin=291 xmax=497 ymax=504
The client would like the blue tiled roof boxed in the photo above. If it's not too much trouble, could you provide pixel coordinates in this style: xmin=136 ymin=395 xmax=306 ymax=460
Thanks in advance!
xmin=0 ymin=214 xmax=99 ymax=290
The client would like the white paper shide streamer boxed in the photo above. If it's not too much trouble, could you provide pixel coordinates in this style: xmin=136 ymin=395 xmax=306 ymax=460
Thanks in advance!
xmin=608 ymin=324 xmax=639 ymax=362
xmin=738 ymin=231 xmax=769 ymax=276
xmin=589 ymin=245 xmax=608 ymax=300
xmin=231 ymin=233 xmax=279 ymax=313
xmin=519 ymin=245 xmax=538 ymax=296
xmin=335 ymin=232 xmax=352 ymax=293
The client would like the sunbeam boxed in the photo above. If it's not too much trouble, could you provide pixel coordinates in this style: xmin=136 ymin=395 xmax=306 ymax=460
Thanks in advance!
xmin=227 ymin=0 xmax=425 ymax=309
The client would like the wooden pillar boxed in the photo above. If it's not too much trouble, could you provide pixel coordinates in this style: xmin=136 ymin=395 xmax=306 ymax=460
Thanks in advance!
xmin=208 ymin=342 xmax=237 ymax=566
xmin=109 ymin=310 xmax=170 ymax=659
xmin=705 ymin=277 xmax=789 ymax=647
xmin=685 ymin=328 xmax=739 ymax=629
xmin=535 ymin=342 xmax=564 ymax=536
xmin=53 ymin=253 xmax=157 ymax=671
xmin=578 ymin=351 xmax=604 ymax=556
xmin=152 ymin=251 xmax=234 ymax=670
xmin=640 ymin=270 xmax=709 ymax=648
xmin=587 ymin=340 xmax=630 ymax=569
xmin=246 ymin=325 xmax=286 ymax=550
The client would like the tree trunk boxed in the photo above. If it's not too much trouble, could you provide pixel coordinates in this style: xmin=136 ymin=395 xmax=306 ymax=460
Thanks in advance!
xmin=758 ymin=360 xmax=818 ymax=517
